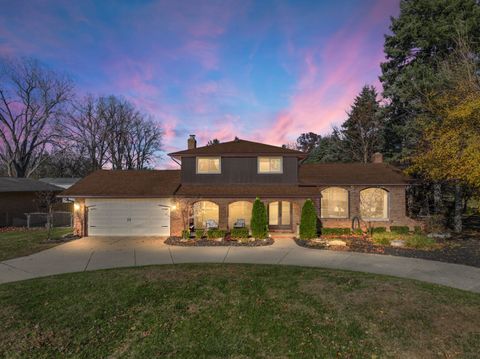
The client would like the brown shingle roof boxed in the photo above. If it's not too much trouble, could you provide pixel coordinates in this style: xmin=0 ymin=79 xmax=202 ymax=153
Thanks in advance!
xmin=298 ymin=163 xmax=410 ymax=185
xmin=175 ymin=184 xmax=319 ymax=198
xmin=169 ymin=138 xmax=305 ymax=158
xmin=59 ymin=170 xmax=180 ymax=197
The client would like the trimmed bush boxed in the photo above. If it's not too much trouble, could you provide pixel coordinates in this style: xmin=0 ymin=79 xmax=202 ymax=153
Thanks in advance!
xmin=352 ymin=228 xmax=363 ymax=235
xmin=300 ymin=199 xmax=317 ymax=239
xmin=207 ymin=229 xmax=226 ymax=239
xmin=370 ymin=227 xmax=386 ymax=234
xmin=390 ymin=226 xmax=410 ymax=234
xmin=321 ymin=227 xmax=351 ymax=235
xmin=231 ymin=227 xmax=249 ymax=239
xmin=195 ymin=229 xmax=205 ymax=238
xmin=250 ymin=198 xmax=268 ymax=239
xmin=182 ymin=230 xmax=190 ymax=239
xmin=414 ymin=226 xmax=423 ymax=234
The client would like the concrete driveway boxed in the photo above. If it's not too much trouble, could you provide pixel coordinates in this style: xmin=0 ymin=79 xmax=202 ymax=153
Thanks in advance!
xmin=1 ymin=236 xmax=480 ymax=293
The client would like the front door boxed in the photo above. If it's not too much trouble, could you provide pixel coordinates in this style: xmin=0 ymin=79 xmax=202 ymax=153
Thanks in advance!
xmin=268 ymin=201 xmax=292 ymax=230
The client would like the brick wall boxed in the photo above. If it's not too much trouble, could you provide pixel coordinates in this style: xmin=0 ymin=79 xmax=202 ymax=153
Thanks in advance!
xmin=170 ymin=197 xmax=307 ymax=237
xmin=73 ymin=185 xmax=418 ymax=238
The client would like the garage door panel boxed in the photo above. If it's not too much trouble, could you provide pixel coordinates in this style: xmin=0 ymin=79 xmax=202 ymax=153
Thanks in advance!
xmin=86 ymin=199 xmax=171 ymax=236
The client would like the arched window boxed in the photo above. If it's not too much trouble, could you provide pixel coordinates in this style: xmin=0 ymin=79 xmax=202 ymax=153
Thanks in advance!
xmin=321 ymin=187 xmax=349 ymax=218
xmin=360 ymin=188 xmax=389 ymax=220
xmin=228 ymin=201 xmax=253 ymax=229
xmin=193 ymin=201 xmax=219 ymax=229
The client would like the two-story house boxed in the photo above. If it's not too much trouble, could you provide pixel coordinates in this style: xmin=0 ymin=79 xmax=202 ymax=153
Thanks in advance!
xmin=63 ymin=135 xmax=417 ymax=237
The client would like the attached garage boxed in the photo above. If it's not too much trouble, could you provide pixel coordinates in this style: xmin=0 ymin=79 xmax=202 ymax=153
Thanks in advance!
xmin=86 ymin=199 xmax=172 ymax=236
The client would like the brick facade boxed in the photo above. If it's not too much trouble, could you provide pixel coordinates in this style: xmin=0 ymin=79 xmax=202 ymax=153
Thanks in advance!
xmin=73 ymin=184 xmax=419 ymax=237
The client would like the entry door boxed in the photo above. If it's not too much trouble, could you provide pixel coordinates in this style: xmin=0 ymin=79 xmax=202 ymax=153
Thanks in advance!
xmin=268 ymin=201 xmax=291 ymax=229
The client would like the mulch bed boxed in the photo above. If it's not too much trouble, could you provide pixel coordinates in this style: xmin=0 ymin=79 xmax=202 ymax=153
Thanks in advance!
xmin=295 ymin=236 xmax=480 ymax=268
xmin=165 ymin=236 xmax=274 ymax=247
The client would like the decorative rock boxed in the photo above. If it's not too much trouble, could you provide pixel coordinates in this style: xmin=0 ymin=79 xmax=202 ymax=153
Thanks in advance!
xmin=214 ymin=237 xmax=223 ymax=242
xmin=390 ymin=239 xmax=406 ymax=247
xmin=428 ymin=232 xmax=451 ymax=239
xmin=327 ymin=239 xmax=347 ymax=247
xmin=311 ymin=238 xmax=325 ymax=243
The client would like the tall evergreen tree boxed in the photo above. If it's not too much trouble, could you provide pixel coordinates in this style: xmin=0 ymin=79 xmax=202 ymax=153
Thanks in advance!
xmin=380 ymin=0 xmax=480 ymax=162
xmin=340 ymin=85 xmax=383 ymax=163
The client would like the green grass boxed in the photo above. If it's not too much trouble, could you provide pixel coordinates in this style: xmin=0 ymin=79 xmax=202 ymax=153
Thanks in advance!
xmin=1 ymin=264 xmax=479 ymax=358
xmin=372 ymin=232 xmax=438 ymax=249
xmin=0 ymin=227 xmax=73 ymax=261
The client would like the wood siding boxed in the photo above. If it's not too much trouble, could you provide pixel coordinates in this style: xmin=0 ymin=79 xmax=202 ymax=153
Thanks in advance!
xmin=181 ymin=156 xmax=299 ymax=184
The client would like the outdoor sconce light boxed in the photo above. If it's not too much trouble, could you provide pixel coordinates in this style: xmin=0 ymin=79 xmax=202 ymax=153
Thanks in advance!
xmin=171 ymin=204 xmax=177 ymax=211
xmin=74 ymin=203 xmax=81 ymax=211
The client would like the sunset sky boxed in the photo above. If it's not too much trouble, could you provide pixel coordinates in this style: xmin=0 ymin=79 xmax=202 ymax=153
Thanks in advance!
xmin=0 ymin=0 xmax=400 ymax=166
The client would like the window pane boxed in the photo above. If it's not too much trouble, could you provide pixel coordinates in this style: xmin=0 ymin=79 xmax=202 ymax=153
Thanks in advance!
xmin=194 ymin=201 xmax=219 ymax=228
xmin=269 ymin=202 xmax=278 ymax=225
xmin=228 ymin=201 xmax=253 ymax=228
xmin=281 ymin=201 xmax=291 ymax=225
xmin=321 ymin=187 xmax=348 ymax=218
xmin=360 ymin=188 xmax=388 ymax=220
xmin=259 ymin=158 xmax=270 ymax=172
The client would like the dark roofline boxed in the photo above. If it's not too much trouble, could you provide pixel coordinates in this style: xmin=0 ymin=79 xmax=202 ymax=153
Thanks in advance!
xmin=168 ymin=138 xmax=306 ymax=158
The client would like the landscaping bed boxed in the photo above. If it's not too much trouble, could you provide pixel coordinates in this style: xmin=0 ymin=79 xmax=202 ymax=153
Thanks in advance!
xmin=165 ymin=235 xmax=274 ymax=247
xmin=296 ymin=230 xmax=480 ymax=267
xmin=1 ymin=264 xmax=479 ymax=358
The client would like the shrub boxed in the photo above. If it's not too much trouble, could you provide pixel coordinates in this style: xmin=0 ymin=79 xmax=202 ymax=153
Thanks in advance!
xmin=321 ymin=227 xmax=351 ymax=235
xmin=369 ymin=227 xmax=386 ymax=234
xmin=405 ymin=234 xmax=437 ymax=249
xmin=182 ymin=230 xmax=190 ymax=239
xmin=300 ymin=199 xmax=317 ymax=239
xmin=390 ymin=226 xmax=410 ymax=234
xmin=195 ymin=229 xmax=205 ymax=238
xmin=414 ymin=226 xmax=423 ymax=234
xmin=207 ymin=229 xmax=226 ymax=239
xmin=231 ymin=227 xmax=249 ymax=239
xmin=250 ymin=198 xmax=268 ymax=239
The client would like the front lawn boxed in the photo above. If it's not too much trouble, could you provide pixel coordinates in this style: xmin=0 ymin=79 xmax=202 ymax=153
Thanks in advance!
xmin=1 ymin=264 xmax=479 ymax=358
xmin=0 ymin=227 xmax=73 ymax=261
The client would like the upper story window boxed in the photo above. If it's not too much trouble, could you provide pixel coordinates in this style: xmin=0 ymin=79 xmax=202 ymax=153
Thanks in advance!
xmin=258 ymin=156 xmax=283 ymax=174
xmin=196 ymin=157 xmax=221 ymax=174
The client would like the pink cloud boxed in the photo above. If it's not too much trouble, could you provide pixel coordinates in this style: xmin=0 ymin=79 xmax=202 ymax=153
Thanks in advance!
xmin=253 ymin=0 xmax=398 ymax=146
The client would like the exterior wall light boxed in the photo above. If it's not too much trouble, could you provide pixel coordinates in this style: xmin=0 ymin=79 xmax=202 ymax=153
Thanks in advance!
xmin=74 ymin=203 xmax=81 ymax=211
xmin=171 ymin=204 xmax=177 ymax=211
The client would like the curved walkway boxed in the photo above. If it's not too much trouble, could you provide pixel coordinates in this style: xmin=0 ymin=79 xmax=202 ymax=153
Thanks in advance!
xmin=1 ymin=236 xmax=479 ymax=293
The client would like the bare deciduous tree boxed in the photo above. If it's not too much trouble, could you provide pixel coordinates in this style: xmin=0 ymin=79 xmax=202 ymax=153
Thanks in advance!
xmin=65 ymin=95 xmax=163 ymax=171
xmin=0 ymin=58 xmax=73 ymax=177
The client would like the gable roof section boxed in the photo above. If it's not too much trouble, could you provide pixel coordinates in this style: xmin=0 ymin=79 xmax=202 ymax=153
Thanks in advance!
xmin=0 ymin=177 xmax=63 ymax=193
xmin=59 ymin=170 xmax=180 ymax=197
xmin=168 ymin=138 xmax=305 ymax=158
xmin=299 ymin=163 xmax=411 ymax=186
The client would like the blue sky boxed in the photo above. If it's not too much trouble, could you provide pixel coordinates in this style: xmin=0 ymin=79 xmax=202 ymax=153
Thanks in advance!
xmin=0 ymin=0 xmax=400 ymax=166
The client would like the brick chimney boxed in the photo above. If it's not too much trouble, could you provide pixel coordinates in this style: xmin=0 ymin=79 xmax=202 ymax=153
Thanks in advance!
xmin=187 ymin=134 xmax=197 ymax=149
xmin=372 ymin=152 xmax=383 ymax=163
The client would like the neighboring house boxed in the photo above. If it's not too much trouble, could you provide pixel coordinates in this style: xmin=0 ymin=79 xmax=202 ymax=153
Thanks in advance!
xmin=62 ymin=136 xmax=418 ymax=237
xmin=40 ymin=178 xmax=81 ymax=203
xmin=40 ymin=178 xmax=81 ymax=189
xmin=0 ymin=178 xmax=64 ymax=227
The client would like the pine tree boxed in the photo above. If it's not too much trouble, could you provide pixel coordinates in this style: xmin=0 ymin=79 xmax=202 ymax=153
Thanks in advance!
xmin=250 ymin=198 xmax=268 ymax=239
xmin=300 ymin=199 xmax=317 ymax=239
xmin=340 ymin=85 xmax=383 ymax=163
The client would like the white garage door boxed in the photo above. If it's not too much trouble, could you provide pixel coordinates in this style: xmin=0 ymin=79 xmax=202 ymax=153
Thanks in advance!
xmin=86 ymin=199 xmax=171 ymax=236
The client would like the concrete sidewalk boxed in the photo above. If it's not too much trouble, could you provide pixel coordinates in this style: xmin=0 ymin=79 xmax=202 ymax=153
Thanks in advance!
xmin=1 ymin=236 xmax=480 ymax=293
